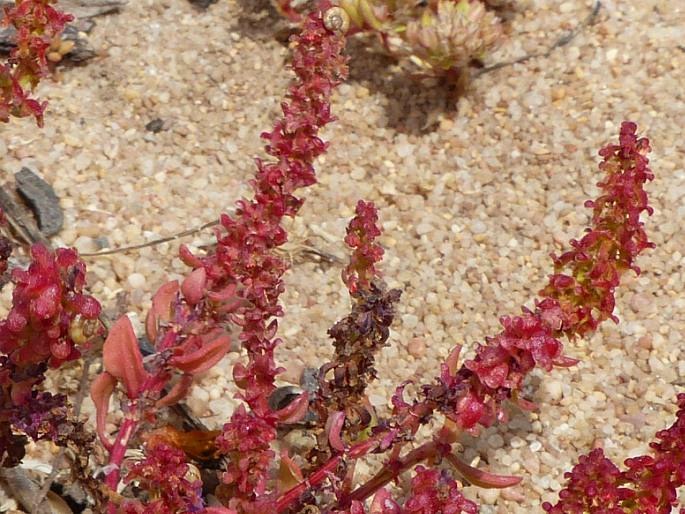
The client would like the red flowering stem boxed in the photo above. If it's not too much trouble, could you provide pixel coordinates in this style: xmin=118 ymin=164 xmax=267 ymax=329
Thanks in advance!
xmin=342 ymin=199 xmax=384 ymax=295
xmin=538 ymin=121 xmax=654 ymax=338
xmin=439 ymin=121 xmax=654 ymax=431
xmin=180 ymin=1 xmax=348 ymax=416
xmin=1 ymin=0 xmax=73 ymax=125
xmin=318 ymin=224 xmax=401 ymax=436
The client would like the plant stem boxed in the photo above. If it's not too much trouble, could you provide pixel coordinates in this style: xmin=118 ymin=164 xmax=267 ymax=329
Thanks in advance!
xmin=105 ymin=416 xmax=137 ymax=513
xmin=346 ymin=441 xmax=442 ymax=505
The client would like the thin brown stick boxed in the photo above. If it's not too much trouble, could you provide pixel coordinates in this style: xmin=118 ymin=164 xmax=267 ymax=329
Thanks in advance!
xmin=80 ymin=219 xmax=220 ymax=257
xmin=476 ymin=1 xmax=602 ymax=77
xmin=79 ymin=217 xmax=343 ymax=265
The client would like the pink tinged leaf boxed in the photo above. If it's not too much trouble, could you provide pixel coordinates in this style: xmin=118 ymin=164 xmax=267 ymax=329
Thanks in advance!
xmin=446 ymin=453 xmax=522 ymax=488
xmin=181 ymin=267 xmax=207 ymax=306
xmin=170 ymin=332 xmax=231 ymax=375
xmin=446 ymin=344 xmax=462 ymax=375
xmin=454 ymin=392 xmax=485 ymax=429
xmin=6 ymin=309 xmax=27 ymax=332
xmin=76 ymin=295 xmax=101 ymax=319
xmin=178 ymin=244 xmax=203 ymax=268
xmin=207 ymin=283 xmax=238 ymax=303
xmin=481 ymin=362 xmax=509 ymax=389
xmin=272 ymin=391 xmax=309 ymax=424
xmin=379 ymin=428 xmax=399 ymax=451
xmin=233 ymin=362 xmax=249 ymax=389
xmin=553 ymin=354 xmax=580 ymax=367
xmin=145 ymin=280 xmax=179 ymax=343
xmin=326 ymin=410 xmax=346 ymax=452
xmin=513 ymin=395 xmax=538 ymax=412
xmin=155 ymin=374 xmax=194 ymax=408
xmin=202 ymin=508 xmax=238 ymax=514
xmin=103 ymin=315 xmax=150 ymax=398
xmin=90 ymin=372 xmax=116 ymax=450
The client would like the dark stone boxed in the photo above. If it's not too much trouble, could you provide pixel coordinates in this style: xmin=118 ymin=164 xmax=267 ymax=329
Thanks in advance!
xmin=14 ymin=168 xmax=64 ymax=237
xmin=145 ymin=118 xmax=165 ymax=133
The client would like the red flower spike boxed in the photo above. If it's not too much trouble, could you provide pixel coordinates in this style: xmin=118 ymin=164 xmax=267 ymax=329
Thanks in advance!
xmin=102 ymin=315 xmax=150 ymax=398
xmin=216 ymin=405 xmax=277 ymax=500
xmin=0 ymin=243 xmax=101 ymax=424
xmin=180 ymin=4 xmax=349 ymax=425
xmin=1 ymin=0 xmax=72 ymax=126
xmin=123 ymin=440 xmax=205 ymax=513
xmin=543 ymin=448 xmax=631 ymax=513
xmin=539 ymin=121 xmax=654 ymax=339
xmin=342 ymin=200 xmax=384 ymax=295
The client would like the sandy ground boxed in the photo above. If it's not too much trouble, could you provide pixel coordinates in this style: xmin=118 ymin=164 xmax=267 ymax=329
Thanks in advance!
xmin=1 ymin=0 xmax=684 ymax=511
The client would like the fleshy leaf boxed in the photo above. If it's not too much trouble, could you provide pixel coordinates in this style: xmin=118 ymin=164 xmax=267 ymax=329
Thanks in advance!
xmin=90 ymin=371 xmax=116 ymax=450
xmin=272 ymin=391 xmax=309 ymax=424
xmin=446 ymin=452 xmax=522 ymax=488
xmin=170 ymin=332 xmax=231 ymax=375
xmin=181 ymin=267 xmax=206 ymax=306
xmin=326 ymin=410 xmax=346 ymax=452
xmin=156 ymin=374 xmax=194 ymax=408
xmin=145 ymin=280 xmax=179 ymax=343
xmin=103 ymin=315 xmax=150 ymax=398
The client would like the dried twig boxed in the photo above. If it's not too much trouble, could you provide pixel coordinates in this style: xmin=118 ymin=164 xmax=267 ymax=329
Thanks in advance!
xmin=476 ymin=1 xmax=602 ymax=77
xmin=80 ymin=218 xmax=343 ymax=264
xmin=79 ymin=219 xmax=220 ymax=257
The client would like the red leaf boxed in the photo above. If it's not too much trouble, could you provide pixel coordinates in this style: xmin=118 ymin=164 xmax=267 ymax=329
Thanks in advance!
xmin=272 ymin=391 xmax=309 ymax=424
xmin=446 ymin=452 xmax=522 ymax=488
xmin=170 ymin=331 xmax=231 ymax=375
xmin=103 ymin=315 xmax=150 ymax=398
xmin=181 ymin=267 xmax=206 ymax=306
xmin=145 ymin=280 xmax=179 ymax=343
xmin=90 ymin=371 xmax=116 ymax=450
xmin=156 ymin=374 xmax=194 ymax=408
xmin=326 ymin=410 xmax=346 ymax=452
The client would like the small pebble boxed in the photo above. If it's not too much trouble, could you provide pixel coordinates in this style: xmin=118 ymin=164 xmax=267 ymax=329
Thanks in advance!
xmin=407 ymin=337 xmax=426 ymax=358
xmin=127 ymin=273 xmax=146 ymax=289
xmin=73 ymin=236 xmax=98 ymax=253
